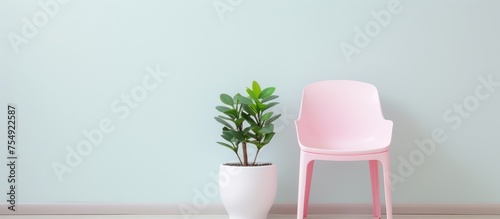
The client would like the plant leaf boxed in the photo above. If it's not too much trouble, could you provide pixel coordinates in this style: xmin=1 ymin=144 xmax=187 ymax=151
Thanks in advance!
xmin=263 ymin=132 xmax=275 ymax=144
xmin=242 ymin=127 xmax=252 ymax=134
xmin=235 ymin=118 xmax=245 ymax=127
xmin=233 ymin=94 xmax=240 ymax=104
xmin=224 ymin=109 xmax=238 ymax=118
xmin=221 ymin=130 xmax=233 ymax=142
xmin=248 ymin=140 xmax=260 ymax=146
xmin=252 ymin=81 xmax=261 ymax=97
xmin=220 ymin=94 xmax=234 ymax=106
xmin=261 ymin=112 xmax=273 ymax=121
xmin=216 ymin=106 xmax=231 ymax=113
xmin=236 ymin=95 xmax=253 ymax=105
xmin=246 ymin=132 xmax=257 ymax=139
xmin=217 ymin=142 xmax=236 ymax=152
xmin=251 ymin=124 xmax=260 ymax=131
xmin=229 ymin=130 xmax=245 ymax=143
xmin=262 ymin=95 xmax=279 ymax=103
xmin=262 ymin=102 xmax=279 ymax=111
xmin=242 ymin=113 xmax=257 ymax=125
xmin=246 ymin=88 xmax=259 ymax=102
xmin=265 ymin=114 xmax=281 ymax=125
xmin=217 ymin=115 xmax=232 ymax=121
xmin=223 ymin=130 xmax=241 ymax=144
xmin=250 ymin=104 xmax=258 ymax=114
xmin=259 ymin=124 xmax=274 ymax=134
xmin=242 ymin=104 xmax=256 ymax=116
xmin=215 ymin=117 xmax=234 ymax=130
xmin=259 ymin=87 xmax=275 ymax=99
xmin=257 ymin=103 xmax=266 ymax=111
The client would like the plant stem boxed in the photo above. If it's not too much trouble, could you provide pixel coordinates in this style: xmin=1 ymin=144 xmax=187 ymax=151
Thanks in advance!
xmin=242 ymin=142 xmax=248 ymax=166
xmin=235 ymin=151 xmax=243 ymax=165
xmin=252 ymin=149 xmax=260 ymax=165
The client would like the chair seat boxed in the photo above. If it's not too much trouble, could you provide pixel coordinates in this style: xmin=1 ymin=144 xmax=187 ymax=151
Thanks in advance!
xmin=298 ymin=130 xmax=392 ymax=156
xmin=295 ymin=118 xmax=393 ymax=156
xmin=300 ymin=143 xmax=390 ymax=156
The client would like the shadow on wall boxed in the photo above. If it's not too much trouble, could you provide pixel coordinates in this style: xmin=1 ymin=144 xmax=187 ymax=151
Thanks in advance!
xmin=381 ymin=98 xmax=431 ymax=195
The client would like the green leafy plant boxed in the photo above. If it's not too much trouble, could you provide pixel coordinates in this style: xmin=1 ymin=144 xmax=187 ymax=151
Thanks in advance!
xmin=215 ymin=81 xmax=281 ymax=166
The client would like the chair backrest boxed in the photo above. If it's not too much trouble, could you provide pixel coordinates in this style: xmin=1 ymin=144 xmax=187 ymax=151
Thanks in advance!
xmin=295 ymin=80 xmax=388 ymax=148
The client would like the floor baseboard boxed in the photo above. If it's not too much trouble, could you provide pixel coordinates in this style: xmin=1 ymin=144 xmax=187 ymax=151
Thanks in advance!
xmin=0 ymin=203 xmax=499 ymax=215
xmin=272 ymin=203 xmax=500 ymax=215
xmin=0 ymin=215 xmax=499 ymax=219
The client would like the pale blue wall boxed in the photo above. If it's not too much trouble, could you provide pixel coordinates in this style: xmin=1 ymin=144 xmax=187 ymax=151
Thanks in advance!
xmin=1 ymin=0 xmax=499 ymax=208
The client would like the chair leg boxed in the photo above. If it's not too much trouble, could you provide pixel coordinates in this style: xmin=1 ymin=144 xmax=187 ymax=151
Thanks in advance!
xmin=303 ymin=160 xmax=315 ymax=217
xmin=297 ymin=152 xmax=313 ymax=219
xmin=369 ymin=160 xmax=381 ymax=219
xmin=381 ymin=156 xmax=393 ymax=219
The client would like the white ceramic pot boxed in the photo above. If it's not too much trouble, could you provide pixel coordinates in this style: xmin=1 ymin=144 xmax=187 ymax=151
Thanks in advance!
xmin=219 ymin=163 xmax=277 ymax=219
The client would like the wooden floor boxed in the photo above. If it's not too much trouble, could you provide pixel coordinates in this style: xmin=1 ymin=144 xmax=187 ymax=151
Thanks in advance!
xmin=0 ymin=215 xmax=499 ymax=219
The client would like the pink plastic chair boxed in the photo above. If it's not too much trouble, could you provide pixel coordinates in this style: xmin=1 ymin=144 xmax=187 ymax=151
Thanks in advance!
xmin=295 ymin=80 xmax=393 ymax=219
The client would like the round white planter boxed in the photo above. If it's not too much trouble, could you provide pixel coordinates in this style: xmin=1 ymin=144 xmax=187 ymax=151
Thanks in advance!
xmin=219 ymin=163 xmax=277 ymax=219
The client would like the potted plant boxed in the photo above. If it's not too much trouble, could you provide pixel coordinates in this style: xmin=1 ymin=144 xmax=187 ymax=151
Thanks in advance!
xmin=214 ymin=81 xmax=281 ymax=219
